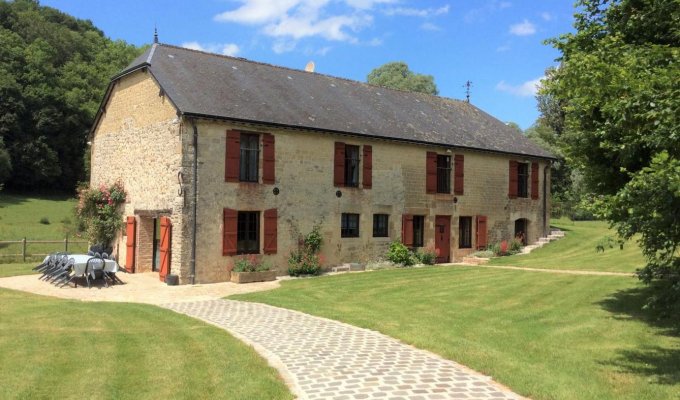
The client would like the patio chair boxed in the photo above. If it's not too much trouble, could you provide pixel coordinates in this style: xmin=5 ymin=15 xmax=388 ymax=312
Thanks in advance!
xmin=85 ymin=256 xmax=109 ymax=288
xmin=51 ymin=258 xmax=75 ymax=286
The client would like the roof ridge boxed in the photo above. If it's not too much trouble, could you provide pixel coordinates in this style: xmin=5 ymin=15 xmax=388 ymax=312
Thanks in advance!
xmin=154 ymin=42 xmax=467 ymax=105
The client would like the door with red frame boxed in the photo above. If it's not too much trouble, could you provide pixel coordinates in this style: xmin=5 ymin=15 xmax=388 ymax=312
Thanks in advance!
xmin=159 ymin=216 xmax=171 ymax=282
xmin=435 ymin=215 xmax=451 ymax=263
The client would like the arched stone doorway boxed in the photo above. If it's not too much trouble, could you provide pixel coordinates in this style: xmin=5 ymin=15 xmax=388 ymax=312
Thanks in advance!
xmin=514 ymin=218 xmax=529 ymax=245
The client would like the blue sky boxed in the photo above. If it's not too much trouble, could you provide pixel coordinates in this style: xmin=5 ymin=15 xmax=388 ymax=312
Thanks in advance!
xmin=42 ymin=0 xmax=576 ymax=129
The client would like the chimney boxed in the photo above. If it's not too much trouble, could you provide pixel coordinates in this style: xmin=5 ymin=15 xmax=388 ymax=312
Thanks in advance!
xmin=304 ymin=61 xmax=315 ymax=73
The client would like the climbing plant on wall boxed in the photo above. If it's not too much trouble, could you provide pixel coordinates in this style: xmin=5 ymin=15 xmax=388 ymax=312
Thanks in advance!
xmin=76 ymin=181 xmax=127 ymax=248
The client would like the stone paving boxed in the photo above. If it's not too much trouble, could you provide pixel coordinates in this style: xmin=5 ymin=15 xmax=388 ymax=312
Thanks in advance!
xmin=163 ymin=299 xmax=524 ymax=400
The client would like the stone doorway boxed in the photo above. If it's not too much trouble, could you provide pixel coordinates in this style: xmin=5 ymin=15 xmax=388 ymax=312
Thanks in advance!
xmin=514 ymin=218 xmax=528 ymax=245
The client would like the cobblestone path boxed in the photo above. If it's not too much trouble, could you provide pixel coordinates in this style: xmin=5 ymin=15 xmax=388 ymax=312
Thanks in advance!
xmin=162 ymin=299 xmax=524 ymax=400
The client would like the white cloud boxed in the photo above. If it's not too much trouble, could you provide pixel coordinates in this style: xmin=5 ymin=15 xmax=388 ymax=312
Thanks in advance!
xmin=384 ymin=5 xmax=449 ymax=17
xmin=509 ymin=19 xmax=536 ymax=36
xmin=465 ymin=1 xmax=511 ymax=23
xmin=420 ymin=22 xmax=442 ymax=31
xmin=345 ymin=0 xmax=397 ymax=10
xmin=214 ymin=0 xmax=300 ymax=24
xmin=181 ymin=41 xmax=241 ymax=56
xmin=540 ymin=12 xmax=552 ymax=21
xmin=495 ymin=77 xmax=543 ymax=97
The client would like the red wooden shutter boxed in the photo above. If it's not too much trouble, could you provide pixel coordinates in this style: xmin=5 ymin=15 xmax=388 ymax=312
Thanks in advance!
xmin=334 ymin=142 xmax=345 ymax=187
xmin=225 ymin=130 xmax=240 ymax=182
xmin=262 ymin=134 xmax=275 ymax=184
xmin=223 ymin=208 xmax=238 ymax=256
xmin=454 ymin=154 xmax=464 ymax=195
xmin=125 ymin=216 xmax=136 ymax=273
xmin=263 ymin=209 xmax=278 ymax=254
xmin=476 ymin=215 xmax=488 ymax=249
xmin=531 ymin=162 xmax=539 ymax=200
xmin=402 ymin=214 xmax=414 ymax=247
xmin=426 ymin=151 xmax=437 ymax=194
xmin=362 ymin=145 xmax=372 ymax=189
xmin=508 ymin=160 xmax=518 ymax=199
xmin=159 ymin=216 xmax=171 ymax=282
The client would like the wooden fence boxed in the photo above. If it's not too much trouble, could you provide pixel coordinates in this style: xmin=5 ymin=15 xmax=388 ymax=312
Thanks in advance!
xmin=0 ymin=238 xmax=88 ymax=261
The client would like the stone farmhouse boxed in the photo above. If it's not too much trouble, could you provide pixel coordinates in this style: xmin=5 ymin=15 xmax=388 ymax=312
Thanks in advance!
xmin=89 ymin=43 xmax=554 ymax=284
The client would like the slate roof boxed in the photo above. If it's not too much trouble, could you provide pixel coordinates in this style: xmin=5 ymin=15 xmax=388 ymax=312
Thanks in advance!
xmin=112 ymin=43 xmax=553 ymax=159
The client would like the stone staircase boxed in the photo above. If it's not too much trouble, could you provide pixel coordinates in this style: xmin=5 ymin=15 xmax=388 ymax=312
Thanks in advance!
xmin=331 ymin=263 xmax=365 ymax=273
xmin=518 ymin=228 xmax=565 ymax=255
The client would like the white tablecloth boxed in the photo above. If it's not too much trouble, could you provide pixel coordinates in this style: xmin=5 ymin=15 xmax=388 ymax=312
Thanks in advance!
xmin=42 ymin=254 xmax=118 ymax=276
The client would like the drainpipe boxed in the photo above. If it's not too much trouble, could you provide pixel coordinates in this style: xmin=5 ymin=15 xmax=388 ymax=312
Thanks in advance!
xmin=543 ymin=162 xmax=549 ymax=237
xmin=190 ymin=118 xmax=198 ymax=284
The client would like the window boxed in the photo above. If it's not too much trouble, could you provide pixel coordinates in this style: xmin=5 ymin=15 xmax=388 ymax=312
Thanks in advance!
xmin=237 ymin=211 xmax=259 ymax=253
xmin=344 ymin=145 xmax=360 ymax=187
xmin=437 ymin=155 xmax=451 ymax=193
xmin=459 ymin=217 xmax=472 ymax=249
xmin=413 ymin=215 xmax=424 ymax=247
xmin=373 ymin=214 xmax=389 ymax=237
xmin=517 ymin=163 xmax=529 ymax=198
xmin=341 ymin=213 xmax=360 ymax=238
xmin=239 ymin=133 xmax=259 ymax=182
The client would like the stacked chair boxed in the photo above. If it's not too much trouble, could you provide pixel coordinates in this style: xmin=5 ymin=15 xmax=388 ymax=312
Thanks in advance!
xmin=33 ymin=246 xmax=124 ymax=288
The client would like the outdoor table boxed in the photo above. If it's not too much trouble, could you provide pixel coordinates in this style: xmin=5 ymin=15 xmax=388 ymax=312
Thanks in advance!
xmin=42 ymin=254 xmax=118 ymax=277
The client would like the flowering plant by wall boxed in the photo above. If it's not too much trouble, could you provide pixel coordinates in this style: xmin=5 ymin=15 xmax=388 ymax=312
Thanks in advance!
xmin=76 ymin=181 xmax=126 ymax=248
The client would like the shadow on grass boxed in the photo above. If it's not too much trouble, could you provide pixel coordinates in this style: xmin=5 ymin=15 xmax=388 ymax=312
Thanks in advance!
xmin=598 ymin=285 xmax=680 ymax=385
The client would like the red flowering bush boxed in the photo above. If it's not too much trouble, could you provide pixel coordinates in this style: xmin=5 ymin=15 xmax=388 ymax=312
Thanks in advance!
xmin=288 ymin=224 xmax=324 ymax=276
xmin=76 ymin=181 xmax=126 ymax=247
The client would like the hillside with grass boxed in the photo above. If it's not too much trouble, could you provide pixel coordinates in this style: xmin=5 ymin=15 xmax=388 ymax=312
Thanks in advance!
xmin=487 ymin=218 xmax=646 ymax=273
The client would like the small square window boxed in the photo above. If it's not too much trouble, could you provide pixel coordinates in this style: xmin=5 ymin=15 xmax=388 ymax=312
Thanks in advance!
xmin=341 ymin=213 xmax=360 ymax=238
xmin=373 ymin=214 xmax=389 ymax=237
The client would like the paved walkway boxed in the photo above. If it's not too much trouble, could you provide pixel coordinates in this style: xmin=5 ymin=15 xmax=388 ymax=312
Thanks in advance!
xmin=163 ymin=299 xmax=524 ymax=400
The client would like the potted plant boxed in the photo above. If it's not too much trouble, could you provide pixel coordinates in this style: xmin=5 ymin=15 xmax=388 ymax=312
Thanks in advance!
xmin=230 ymin=255 xmax=277 ymax=284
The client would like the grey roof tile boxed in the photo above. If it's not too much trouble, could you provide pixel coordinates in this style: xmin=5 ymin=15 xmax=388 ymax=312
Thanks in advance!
xmin=120 ymin=44 xmax=553 ymax=159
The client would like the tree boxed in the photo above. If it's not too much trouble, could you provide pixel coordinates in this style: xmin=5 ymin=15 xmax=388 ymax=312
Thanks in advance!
xmin=543 ymin=0 xmax=680 ymax=311
xmin=367 ymin=62 xmax=438 ymax=95
xmin=0 ymin=0 xmax=142 ymax=192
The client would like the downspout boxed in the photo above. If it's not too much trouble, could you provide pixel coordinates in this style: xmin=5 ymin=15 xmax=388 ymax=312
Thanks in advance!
xmin=543 ymin=162 xmax=549 ymax=236
xmin=190 ymin=118 xmax=198 ymax=284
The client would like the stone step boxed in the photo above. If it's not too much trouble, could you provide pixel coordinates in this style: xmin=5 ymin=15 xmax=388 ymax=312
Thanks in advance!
xmin=331 ymin=263 xmax=365 ymax=273
xmin=331 ymin=265 xmax=350 ymax=273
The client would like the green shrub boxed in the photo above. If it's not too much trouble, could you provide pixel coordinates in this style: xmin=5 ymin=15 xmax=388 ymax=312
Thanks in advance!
xmin=386 ymin=241 xmax=415 ymax=266
xmin=416 ymin=249 xmax=437 ymax=265
xmin=509 ymin=239 xmax=523 ymax=254
xmin=288 ymin=223 xmax=324 ymax=276
xmin=232 ymin=255 xmax=270 ymax=272
xmin=39 ymin=217 xmax=50 ymax=225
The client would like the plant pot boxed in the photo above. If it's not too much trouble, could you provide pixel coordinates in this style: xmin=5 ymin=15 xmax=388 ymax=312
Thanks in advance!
xmin=230 ymin=270 xmax=277 ymax=284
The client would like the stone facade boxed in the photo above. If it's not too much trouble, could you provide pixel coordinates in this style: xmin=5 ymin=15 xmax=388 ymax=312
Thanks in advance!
xmin=91 ymin=72 xmax=550 ymax=284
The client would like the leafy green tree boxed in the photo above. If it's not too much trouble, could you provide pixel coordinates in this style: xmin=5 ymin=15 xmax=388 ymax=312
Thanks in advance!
xmin=367 ymin=62 xmax=439 ymax=95
xmin=0 ymin=0 xmax=142 ymax=191
xmin=543 ymin=0 xmax=679 ymax=310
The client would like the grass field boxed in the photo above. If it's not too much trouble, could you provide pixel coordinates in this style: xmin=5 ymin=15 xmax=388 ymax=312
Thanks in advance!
xmin=0 ymin=193 xmax=87 ymax=261
xmin=0 ymin=288 xmax=292 ymax=400
xmin=487 ymin=218 xmax=646 ymax=273
xmin=0 ymin=263 xmax=36 ymax=278
xmin=233 ymin=267 xmax=679 ymax=400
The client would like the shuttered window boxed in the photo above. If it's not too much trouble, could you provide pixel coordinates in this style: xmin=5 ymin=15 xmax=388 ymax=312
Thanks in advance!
xmin=344 ymin=145 xmax=360 ymax=187
xmin=402 ymin=214 xmax=414 ymax=246
xmin=426 ymin=152 xmax=437 ymax=194
xmin=237 ymin=211 xmax=259 ymax=254
xmin=459 ymin=216 xmax=472 ymax=249
xmin=476 ymin=215 xmax=488 ymax=250
xmin=436 ymin=155 xmax=451 ymax=194
xmin=531 ymin=162 xmax=539 ymax=200
xmin=262 ymin=134 xmax=275 ymax=184
xmin=412 ymin=215 xmax=425 ymax=247
xmin=240 ymin=133 xmax=259 ymax=182
xmin=508 ymin=160 xmax=518 ymax=198
xmin=454 ymin=155 xmax=464 ymax=195
xmin=334 ymin=142 xmax=345 ymax=187
xmin=225 ymin=131 xmax=240 ymax=182
xmin=263 ymin=209 xmax=277 ymax=254
xmin=223 ymin=208 xmax=238 ymax=255
xmin=362 ymin=145 xmax=372 ymax=189
xmin=517 ymin=163 xmax=529 ymax=198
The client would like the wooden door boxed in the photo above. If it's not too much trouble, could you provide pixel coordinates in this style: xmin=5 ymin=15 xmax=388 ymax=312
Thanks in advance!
xmin=125 ymin=216 xmax=136 ymax=273
xmin=476 ymin=215 xmax=488 ymax=249
xmin=159 ymin=216 xmax=171 ymax=282
xmin=435 ymin=215 xmax=451 ymax=263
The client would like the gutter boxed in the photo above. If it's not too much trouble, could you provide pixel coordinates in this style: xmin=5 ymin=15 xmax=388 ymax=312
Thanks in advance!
xmin=189 ymin=118 xmax=199 ymax=284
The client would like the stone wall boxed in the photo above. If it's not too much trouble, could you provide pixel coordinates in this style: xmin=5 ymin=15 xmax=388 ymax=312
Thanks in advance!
xmin=191 ymin=119 xmax=550 ymax=283
xmin=90 ymin=70 xmax=188 ymax=280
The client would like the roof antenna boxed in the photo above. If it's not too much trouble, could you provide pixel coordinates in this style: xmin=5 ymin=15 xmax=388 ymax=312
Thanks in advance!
xmin=464 ymin=80 xmax=472 ymax=103
xmin=153 ymin=25 xmax=159 ymax=44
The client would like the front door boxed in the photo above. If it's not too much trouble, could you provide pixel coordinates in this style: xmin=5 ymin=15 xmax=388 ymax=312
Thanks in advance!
xmin=159 ymin=216 xmax=172 ymax=282
xmin=152 ymin=218 xmax=160 ymax=272
xmin=435 ymin=215 xmax=451 ymax=263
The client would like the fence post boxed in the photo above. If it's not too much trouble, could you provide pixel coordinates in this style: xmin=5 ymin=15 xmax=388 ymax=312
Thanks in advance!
xmin=64 ymin=237 xmax=68 ymax=253
xmin=22 ymin=237 xmax=27 ymax=262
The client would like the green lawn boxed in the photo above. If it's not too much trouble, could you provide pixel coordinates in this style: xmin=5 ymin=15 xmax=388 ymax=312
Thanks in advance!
xmin=487 ymin=218 xmax=646 ymax=273
xmin=0 ymin=288 xmax=292 ymax=400
xmin=0 ymin=193 xmax=87 ymax=261
xmin=0 ymin=263 xmax=36 ymax=278
xmin=233 ymin=267 xmax=680 ymax=400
